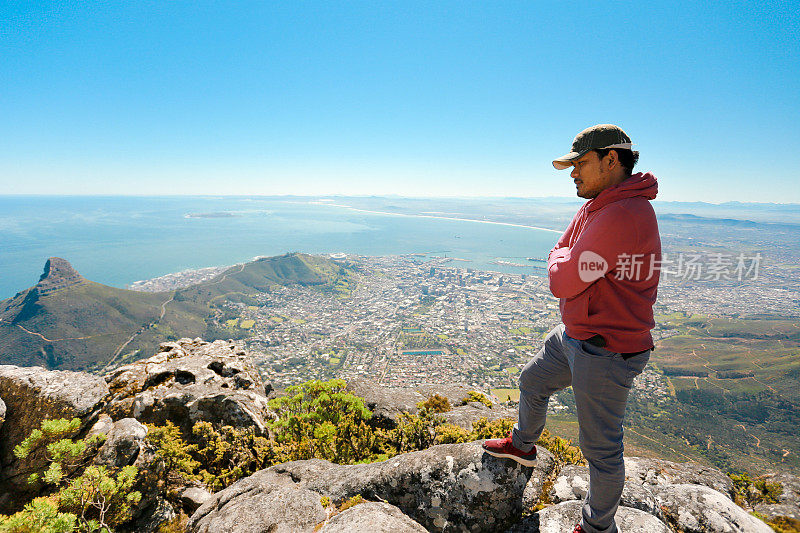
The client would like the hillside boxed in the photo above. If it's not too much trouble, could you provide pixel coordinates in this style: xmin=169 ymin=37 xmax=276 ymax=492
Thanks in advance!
xmin=0 ymin=253 xmax=345 ymax=371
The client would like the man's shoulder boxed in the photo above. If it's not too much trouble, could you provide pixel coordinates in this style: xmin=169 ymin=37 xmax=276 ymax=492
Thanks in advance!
xmin=617 ymin=196 xmax=657 ymax=215
xmin=592 ymin=196 xmax=655 ymax=221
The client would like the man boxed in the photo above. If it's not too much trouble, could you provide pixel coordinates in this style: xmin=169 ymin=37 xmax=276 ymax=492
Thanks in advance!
xmin=483 ymin=124 xmax=661 ymax=533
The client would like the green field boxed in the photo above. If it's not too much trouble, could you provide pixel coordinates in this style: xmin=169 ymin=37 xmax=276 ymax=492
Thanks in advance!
xmin=639 ymin=315 xmax=800 ymax=474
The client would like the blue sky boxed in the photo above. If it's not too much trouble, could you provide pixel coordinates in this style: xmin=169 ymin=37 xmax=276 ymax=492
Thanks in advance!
xmin=1 ymin=1 xmax=798 ymax=202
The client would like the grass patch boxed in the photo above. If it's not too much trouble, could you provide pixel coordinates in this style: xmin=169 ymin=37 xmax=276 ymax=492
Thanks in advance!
xmin=491 ymin=388 xmax=520 ymax=402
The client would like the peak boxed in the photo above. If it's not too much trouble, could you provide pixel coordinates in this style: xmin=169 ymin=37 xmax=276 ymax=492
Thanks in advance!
xmin=37 ymin=257 xmax=85 ymax=294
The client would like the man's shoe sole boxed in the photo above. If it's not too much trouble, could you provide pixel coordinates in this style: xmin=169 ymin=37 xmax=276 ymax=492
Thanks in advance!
xmin=482 ymin=448 xmax=537 ymax=467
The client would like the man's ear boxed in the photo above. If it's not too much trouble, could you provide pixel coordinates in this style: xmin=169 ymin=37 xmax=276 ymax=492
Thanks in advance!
xmin=606 ymin=149 xmax=619 ymax=170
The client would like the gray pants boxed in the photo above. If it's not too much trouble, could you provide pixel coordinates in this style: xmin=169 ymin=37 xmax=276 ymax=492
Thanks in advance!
xmin=512 ymin=324 xmax=649 ymax=533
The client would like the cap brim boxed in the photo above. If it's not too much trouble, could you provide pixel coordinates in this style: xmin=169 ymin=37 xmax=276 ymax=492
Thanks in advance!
xmin=552 ymin=151 xmax=583 ymax=170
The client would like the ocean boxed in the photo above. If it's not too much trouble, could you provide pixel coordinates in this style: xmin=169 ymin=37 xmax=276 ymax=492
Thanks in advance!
xmin=0 ymin=196 xmax=560 ymax=299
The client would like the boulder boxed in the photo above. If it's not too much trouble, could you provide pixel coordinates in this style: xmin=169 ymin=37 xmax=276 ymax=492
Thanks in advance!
xmin=189 ymin=476 xmax=326 ymax=533
xmin=753 ymin=471 xmax=800 ymax=520
xmin=94 ymin=418 xmax=149 ymax=468
xmin=90 ymin=417 xmax=168 ymax=532
xmin=318 ymin=501 xmax=428 ymax=532
xmin=546 ymin=458 xmax=771 ymax=529
xmin=521 ymin=446 xmax=557 ymax=511
xmin=624 ymin=456 xmax=734 ymax=498
xmin=653 ymin=483 xmax=773 ymax=532
xmin=0 ymin=397 xmax=5 ymax=431
xmin=130 ymin=498 xmax=176 ymax=533
xmin=191 ymin=441 xmax=533 ymax=533
xmin=103 ymin=338 xmax=273 ymax=435
xmin=180 ymin=486 xmax=213 ymax=515
xmin=347 ymin=379 xmax=516 ymax=430
xmin=0 ymin=364 xmax=109 ymax=512
xmin=549 ymin=464 xmax=660 ymax=517
xmin=507 ymin=500 xmax=670 ymax=533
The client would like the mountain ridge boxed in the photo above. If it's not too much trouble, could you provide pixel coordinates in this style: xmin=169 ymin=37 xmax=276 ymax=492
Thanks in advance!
xmin=0 ymin=253 xmax=345 ymax=371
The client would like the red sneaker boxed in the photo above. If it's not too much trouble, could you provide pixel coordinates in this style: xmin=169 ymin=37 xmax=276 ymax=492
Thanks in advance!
xmin=572 ymin=525 xmax=586 ymax=533
xmin=481 ymin=435 xmax=537 ymax=467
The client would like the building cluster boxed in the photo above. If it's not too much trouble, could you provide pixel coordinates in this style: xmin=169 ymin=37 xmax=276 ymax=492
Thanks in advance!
xmin=221 ymin=254 xmax=673 ymax=406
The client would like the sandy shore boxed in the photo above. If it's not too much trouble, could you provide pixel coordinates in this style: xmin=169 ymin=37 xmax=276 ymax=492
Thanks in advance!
xmin=315 ymin=202 xmax=563 ymax=234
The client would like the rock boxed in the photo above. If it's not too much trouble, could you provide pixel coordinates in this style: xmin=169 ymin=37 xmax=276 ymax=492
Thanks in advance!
xmin=0 ymin=364 xmax=109 ymax=512
xmin=547 ymin=458 xmax=767 ymax=528
xmin=318 ymin=501 xmax=428 ymax=532
xmin=180 ymin=486 xmax=213 ymax=514
xmin=548 ymin=464 xmax=660 ymax=517
xmin=753 ymin=471 xmax=800 ymax=520
xmin=192 ymin=441 xmax=533 ymax=533
xmin=507 ymin=500 xmax=670 ymax=533
xmin=521 ymin=447 xmax=557 ymax=511
xmin=130 ymin=498 xmax=176 ymax=533
xmin=753 ymin=503 xmax=800 ymax=521
xmin=0 ymin=397 xmax=5 ymax=431
xmin=443 ymin=401 xmax=518 ymax=431
xmin=652 ymin=483 xmax=773 ymax=532
xmin=347 ymin=379 xmax=516 ymax=430
xmin=87 ymin=413 xmax=115 ymax=437
xmin=189 ymin=479 xmax=326 ymax=533
xmin=346 ymin=379 xmax=425 ymax=427
xmin=89 ymin=417 xmax=168 ymax=531
xmin=103 ymin=338 xmax=273 ymax=435
xmin=624 ymin=456 xmax=734 ymax=498
xmin=94 ymin=418 xmax=149 ymax=468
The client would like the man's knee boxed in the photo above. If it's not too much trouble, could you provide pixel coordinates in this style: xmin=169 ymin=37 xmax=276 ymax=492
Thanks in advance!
xmin=518 ymin=362 xmax=544 ymax=392
xmin=579 ymin=435 xmax=624 ymax=467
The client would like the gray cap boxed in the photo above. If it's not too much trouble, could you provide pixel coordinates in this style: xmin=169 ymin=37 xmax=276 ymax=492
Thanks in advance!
xmin=552 ymin=124 xmax=633 ymax=170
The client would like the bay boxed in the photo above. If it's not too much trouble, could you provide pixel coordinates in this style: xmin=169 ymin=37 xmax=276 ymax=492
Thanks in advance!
xmin=0 ymin=196 xmax=560 ymax=299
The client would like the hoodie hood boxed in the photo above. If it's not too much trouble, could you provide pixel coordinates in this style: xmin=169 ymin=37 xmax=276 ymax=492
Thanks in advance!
xmin=586 ymin=172 xmax=658 ymax=212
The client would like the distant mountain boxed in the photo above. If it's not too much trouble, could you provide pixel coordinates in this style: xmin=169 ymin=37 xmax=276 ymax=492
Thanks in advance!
xmin=0 ymin=253 xmax=343 ymax=372
xmin=657 ymin=212 xmax=800 ymax=229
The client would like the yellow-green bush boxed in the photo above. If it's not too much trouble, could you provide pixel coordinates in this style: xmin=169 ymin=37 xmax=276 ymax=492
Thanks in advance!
xmin=1 ymin=418 xmax=141 ymax=533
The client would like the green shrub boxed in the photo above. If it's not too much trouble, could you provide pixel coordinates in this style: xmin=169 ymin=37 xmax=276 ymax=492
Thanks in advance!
xmin=536 ymin=429 xmax=584 ymax=466
xmin=267 ymin=379 xmax=377 ymax=464
xmin=192 ymin=422 xmax=277 ymax=491
xmin=0 ymin=497 xmax=76 ymax=533
xmin=145 ymin=421 xmax=200 ymax=488
xmin=2 ymin=418 xmax=141 ymax=533
xmin=418 ymin=394 xmax=451 ymax=413
xmin=462 ymin=391 xmax=493 ymax=408
xmin=729 ymin=471 xmax=782 ymax=507
xmin=59 ymin=465 xmax=141 ymax=531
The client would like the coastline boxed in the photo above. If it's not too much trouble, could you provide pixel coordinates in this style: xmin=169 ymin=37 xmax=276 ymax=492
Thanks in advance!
xmin=310 ymin=201 xmax=563 ymax=234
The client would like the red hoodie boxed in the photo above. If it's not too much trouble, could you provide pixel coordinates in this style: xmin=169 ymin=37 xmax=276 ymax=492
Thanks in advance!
xmin=547 ymin=172 xmax=661 ymax=352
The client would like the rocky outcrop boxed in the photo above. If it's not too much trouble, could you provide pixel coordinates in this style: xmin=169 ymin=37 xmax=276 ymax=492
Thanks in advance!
xmin=521 ymin=446 xmax=557 ymax=511
xmin=103 ymin=338 xmax=273 ymax=435
xmin=754 ymin=471 xmax=800 ymax=520
xmin=656 ymin=483 xmax=772 ymax=532
xmin=189 ymin=478 xmax=326 ymax=533
xmin=35 ymin=257 xmax=86 ymax=295
xmin=0 ymin=364 xmax=109 ymax=512
xmin=189 ymin=441 xmax=533 ymax=533
xmin=179 ymin=486 xmax=213 ymax=515
xmin=1 ymin=340 xmax=797 ymax=533
xmin=88 ymin=415 xmax=169 ymax=533
xmin=319 ymin=502 xmax=428 ymax=532
xmin=546 ymin=459 xmax=773 ymax=533
xmin=93 ymin=417 xmax=149 ymax=469
xmin=347 ymin=379 xmax=516 ymax=430
xmin=508 ymin=500 xmax=670 ymax=533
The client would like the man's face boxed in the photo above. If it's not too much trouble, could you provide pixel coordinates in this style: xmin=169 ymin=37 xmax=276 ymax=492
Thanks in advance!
xmin=569 ymin=151 xmax=613 ymax=199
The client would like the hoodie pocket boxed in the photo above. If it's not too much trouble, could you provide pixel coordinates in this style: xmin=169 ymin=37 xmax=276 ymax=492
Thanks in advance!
xmin=586 ymin=283 xmax=600 ymax=319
